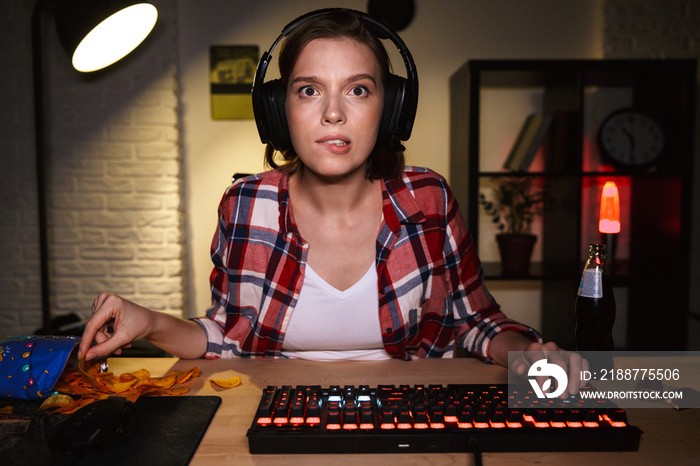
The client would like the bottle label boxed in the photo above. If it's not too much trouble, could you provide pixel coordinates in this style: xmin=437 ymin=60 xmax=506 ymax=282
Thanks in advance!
xmin=578 ymin=269 xmax=603 ymax=298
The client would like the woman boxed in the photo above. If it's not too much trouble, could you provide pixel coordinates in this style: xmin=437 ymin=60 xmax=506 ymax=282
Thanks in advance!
xmin=78 ymin=9 xmax=585 ymax=393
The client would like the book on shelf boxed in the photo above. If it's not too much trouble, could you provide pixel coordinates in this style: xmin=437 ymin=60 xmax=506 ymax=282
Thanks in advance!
xmin=503 ymin=113 xmax=553 ymax=172
xmin=543 ymin=111 xmax=577 ymax=171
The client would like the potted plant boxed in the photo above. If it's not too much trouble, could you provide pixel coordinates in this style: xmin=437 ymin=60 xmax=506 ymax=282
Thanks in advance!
xmin=479 ymin=177 xmax=544 ymax=276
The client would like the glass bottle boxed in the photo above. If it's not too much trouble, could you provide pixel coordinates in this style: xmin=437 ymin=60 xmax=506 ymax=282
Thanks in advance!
xmin=575 ymin=244 xmax=615 ymax=351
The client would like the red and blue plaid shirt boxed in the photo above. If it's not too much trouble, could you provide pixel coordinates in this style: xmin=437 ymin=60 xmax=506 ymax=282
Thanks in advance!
xmin=193 ymin=167 xmax=541 ymax=360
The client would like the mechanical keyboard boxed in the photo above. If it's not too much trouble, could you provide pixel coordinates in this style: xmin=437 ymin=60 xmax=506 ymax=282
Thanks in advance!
xmin=246 ymin=384 xmax=642 ymax=454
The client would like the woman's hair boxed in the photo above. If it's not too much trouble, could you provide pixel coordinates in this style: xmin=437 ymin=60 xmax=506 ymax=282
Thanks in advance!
xmin=264 ymin=10 xmax=405 ymax=180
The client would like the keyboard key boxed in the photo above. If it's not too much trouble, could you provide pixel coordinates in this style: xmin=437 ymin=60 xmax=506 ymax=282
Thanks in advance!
xmin=380 ymin=407 xmax=396 ymax=429
xmin=256 ymin=386 xmax=277 ymax=424
xmin=605 ymin=409 xmax=628 ymax=427
xmin=359 ymin=408 xmax=375 ymax=429
xmin=550 ymin=410 xmax=567 ymax=428
xmin=506 ymin=409 xmax=523 ymax=428
xmin=490 ymin=409 xmax=507 ymax=428
xmin=396 ymin=405 xmax=413 ymax=429
xmin=272 ymin=385 xmax=293 ymax=425
xmin=583 ymin=409 xmax=601 ymax=428
xmin=413 ymin=403 xmax=430 ymax=429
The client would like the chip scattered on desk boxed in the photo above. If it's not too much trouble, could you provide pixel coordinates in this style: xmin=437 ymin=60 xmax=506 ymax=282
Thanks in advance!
xmin=39 ymin=394 xmax=73 ymax=411
xmin=47 ymin=358 xmax=202 ymax=413
xmin=210 ymin=376 xmax=242 ymax=389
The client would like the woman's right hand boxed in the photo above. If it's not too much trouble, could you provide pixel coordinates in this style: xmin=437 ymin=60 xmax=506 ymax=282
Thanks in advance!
xmin=77 ymin=292 xmax=155 ymax=361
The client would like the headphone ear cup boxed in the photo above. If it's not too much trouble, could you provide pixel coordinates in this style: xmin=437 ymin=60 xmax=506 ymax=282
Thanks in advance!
xmin=379 ymin=73 xmax=408 ymax=149
xmin=260 ymin=79 xmax=291 ymax=151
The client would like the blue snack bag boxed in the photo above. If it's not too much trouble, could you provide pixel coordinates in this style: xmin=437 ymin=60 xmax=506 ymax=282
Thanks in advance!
xmin=0 ymin=335 xmax=80 ymax=400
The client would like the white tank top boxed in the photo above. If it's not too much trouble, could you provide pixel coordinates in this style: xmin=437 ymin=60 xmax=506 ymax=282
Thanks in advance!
xmin=281 ymin=263 xmax=390 ymax=361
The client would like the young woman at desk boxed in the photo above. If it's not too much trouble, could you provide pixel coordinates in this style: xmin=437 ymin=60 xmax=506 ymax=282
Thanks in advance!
xmin=78 ymin=9 xmax=586 ymax=394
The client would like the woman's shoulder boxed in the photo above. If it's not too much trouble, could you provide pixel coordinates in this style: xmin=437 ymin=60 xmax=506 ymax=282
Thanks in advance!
xmin=392 ymin=166 xmax=458 ymax=216
xmin=217 ymin=169 xmax=286 ymax=216
xmin=396 ymin=166 xmax=449 ymax=193
xmin=230 ymin=169 xmax=283 ymax=187
xmin=222 ymin=170 xmax=284 ymax=198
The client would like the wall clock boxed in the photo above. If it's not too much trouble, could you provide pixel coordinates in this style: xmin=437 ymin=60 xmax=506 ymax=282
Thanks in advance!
xmin=598 ymin=109 xmax=664 ymax=169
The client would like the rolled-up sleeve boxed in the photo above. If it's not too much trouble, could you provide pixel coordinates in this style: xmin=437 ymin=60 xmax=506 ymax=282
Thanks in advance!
xmin=442 ymin=181 xmax=542 ymax=362
xmin=193 ymin=316 xmax=225 ymax=359
xmin=190 ymin=186 xmax=236 ymax=359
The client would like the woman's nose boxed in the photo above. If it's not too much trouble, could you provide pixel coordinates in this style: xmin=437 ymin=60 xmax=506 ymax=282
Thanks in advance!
xmin=322 ymin=94 xmax=345 ymax=125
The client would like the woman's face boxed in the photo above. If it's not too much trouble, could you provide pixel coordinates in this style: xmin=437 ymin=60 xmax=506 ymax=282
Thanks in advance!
xmin=286 ymin=37 xmax=384 ymax=182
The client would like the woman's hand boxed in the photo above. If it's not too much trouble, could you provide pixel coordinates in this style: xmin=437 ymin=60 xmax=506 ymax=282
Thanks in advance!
xmin=490 ymin=332 xmax=588 ymax=397
xmin=510 ymin=341 xmax=589 ymax=397
xmin=77 ymin=292 xmax=154 ymax=361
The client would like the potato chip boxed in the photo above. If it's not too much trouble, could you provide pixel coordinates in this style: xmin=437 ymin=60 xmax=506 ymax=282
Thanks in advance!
xmin=39 ymin=394 xmax=74 ymax=411
xmin=106 ymin=379 xmax=140 ymax=393
xmin=174 ymin=367 xmax=201 ymax=384
xmin=143 ymin=372 xmax=178 ymax=389
xmin=209 ymin=376 xmax=242 ymax=389
xmin=63 ymin=395 xmax=108 ymax=414
xmin=45 ymin=358 xmax=202 ymax=414
xmin=0 ymin=406 xmax=13 ymax=414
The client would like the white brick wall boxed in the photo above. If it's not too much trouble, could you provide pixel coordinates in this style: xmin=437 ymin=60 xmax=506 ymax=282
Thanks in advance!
xmin=0 ymin=0 xmax=182 ymax=336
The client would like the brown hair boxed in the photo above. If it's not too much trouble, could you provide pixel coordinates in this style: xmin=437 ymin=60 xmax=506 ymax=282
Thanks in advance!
xmin=264 ymin=10 xmax=405 ymax=180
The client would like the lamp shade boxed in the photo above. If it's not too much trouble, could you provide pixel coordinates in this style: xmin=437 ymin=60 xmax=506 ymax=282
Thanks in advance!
xmin=54 ymin=0 xmax=158 ymax=72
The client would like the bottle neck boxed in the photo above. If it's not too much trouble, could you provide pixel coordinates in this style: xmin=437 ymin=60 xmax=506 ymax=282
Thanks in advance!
xmin=591 ymin=254 xmax=605 ymax=266
xmin=585 ymin=244 xmax=608 ymax=271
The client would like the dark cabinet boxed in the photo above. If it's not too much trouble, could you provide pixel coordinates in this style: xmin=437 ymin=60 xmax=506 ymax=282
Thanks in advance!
xmin=449 ymin=59 xmax=696 ymax=350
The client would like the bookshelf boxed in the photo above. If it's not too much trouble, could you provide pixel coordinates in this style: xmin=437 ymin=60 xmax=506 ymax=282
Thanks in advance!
xmin=449 ymin=59 xmax=696 ymax=350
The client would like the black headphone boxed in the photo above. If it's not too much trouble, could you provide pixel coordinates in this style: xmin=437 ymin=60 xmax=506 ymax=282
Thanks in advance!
xmin=251 ymin=8 xmax=419 ymax=152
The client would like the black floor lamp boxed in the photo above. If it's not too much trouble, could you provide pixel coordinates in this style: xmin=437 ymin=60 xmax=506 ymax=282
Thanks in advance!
xmin=31 ymin=0 xmax=158 ymax=333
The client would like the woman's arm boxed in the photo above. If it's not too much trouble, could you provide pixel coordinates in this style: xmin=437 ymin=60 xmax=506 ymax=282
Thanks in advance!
xmin=488 ymin=330 xmax=532 ymax=367
xmin=78 ymin=292 xmax=208 ymax=361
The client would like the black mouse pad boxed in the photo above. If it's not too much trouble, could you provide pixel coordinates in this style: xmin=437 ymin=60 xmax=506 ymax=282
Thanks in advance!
xmin=0 ymin=395 xmax=221 ymax=465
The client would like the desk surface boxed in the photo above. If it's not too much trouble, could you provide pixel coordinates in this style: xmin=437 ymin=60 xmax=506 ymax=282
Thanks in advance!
xmin=108 ymin=357 xmax=699 ymax=466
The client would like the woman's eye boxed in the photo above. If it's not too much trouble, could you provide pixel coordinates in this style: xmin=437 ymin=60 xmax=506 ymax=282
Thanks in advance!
xmin=299 ymin=86 xmax=317 ymax=97
xmin=350 ymin=86 xmax=368 ymax=97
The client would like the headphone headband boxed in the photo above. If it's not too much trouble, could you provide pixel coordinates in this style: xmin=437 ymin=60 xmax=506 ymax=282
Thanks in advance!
xmin=252 ymin=8 xmax=419 ymax=152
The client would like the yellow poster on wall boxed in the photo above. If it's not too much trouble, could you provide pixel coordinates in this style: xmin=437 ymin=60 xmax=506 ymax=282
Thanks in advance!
xmin=210 ymin=45 xmax=258 ymax=120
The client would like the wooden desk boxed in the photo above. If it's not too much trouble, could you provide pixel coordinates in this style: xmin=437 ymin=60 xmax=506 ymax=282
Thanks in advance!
xmin=109 ymin=357 xmax=700 ymax=465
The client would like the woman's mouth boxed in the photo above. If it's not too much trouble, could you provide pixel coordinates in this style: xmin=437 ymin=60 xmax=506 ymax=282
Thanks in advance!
xmin=318 ymin=136 xmax=351 ymax=155
xmin=323 ymin=139 xmax=348 ymax=147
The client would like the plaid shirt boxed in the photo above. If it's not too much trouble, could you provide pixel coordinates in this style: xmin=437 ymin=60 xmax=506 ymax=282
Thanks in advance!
xmin=193 ymin=167 xmax=541 ymax=360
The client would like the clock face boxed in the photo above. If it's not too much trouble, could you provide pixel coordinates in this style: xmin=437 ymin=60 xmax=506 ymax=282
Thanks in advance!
xmin=599 ymin=110 xmax=664 ymax=168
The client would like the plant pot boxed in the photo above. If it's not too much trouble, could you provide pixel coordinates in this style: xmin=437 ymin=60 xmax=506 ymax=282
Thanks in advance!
xmin=496 ymin=233 xmax=537 ymax=277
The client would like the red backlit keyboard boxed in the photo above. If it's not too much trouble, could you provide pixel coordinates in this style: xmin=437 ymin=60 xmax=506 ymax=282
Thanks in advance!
xmin=246 ymin=384 xmax=642 ymax=454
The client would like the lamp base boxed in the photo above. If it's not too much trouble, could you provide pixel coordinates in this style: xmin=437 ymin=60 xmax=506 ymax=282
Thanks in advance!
xmin=602 ymin=233 xmax=617 ymax=270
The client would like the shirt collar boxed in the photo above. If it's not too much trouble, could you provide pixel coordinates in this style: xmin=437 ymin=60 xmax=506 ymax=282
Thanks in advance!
xmin=382 ymin=174 xmax=426 ymax=233
xmin=277 ymin=170 xmax=427 ymax=240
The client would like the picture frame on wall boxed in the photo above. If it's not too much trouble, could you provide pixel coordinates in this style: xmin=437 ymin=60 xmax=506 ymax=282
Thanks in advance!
xmin=210 ymin=45 xmax=258 ymax=119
